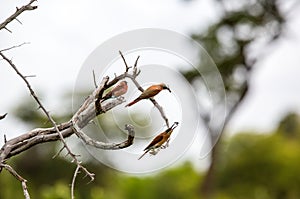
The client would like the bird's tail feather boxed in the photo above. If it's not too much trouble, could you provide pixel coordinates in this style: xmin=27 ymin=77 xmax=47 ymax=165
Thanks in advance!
xmin=126 ymin=98 xmax=140 ymax=107
xmin=138 ymin=149 xmax=150 ymax=160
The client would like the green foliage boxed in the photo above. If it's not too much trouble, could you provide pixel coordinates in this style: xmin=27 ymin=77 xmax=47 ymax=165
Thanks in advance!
xmin=3 ymin=100 xmax=300 ymax=199
xmin=215 ymin=122 xmax=300 ymax=198
xmin=114 ymin=162 xmax=201 ymax=199
xmin=41 ymin=182 xmax=69 ymax=199
xmin=277 ymin=112 xmax=300 ymax=138
xmin=0 ymin=168 xmax=25 ymax=199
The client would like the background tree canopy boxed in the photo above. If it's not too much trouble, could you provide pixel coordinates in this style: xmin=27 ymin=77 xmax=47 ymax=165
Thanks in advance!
xmin=2 ymin=107 xmax=300 ymax=199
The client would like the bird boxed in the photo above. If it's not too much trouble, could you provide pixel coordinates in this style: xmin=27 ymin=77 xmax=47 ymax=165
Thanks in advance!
xmin=102 ymin=81 xmax=128 ymax=102
xmin=125 ymin=83 xmax=171 ymax=107
xmin=138 ymin=122 xmax=179 ymax=160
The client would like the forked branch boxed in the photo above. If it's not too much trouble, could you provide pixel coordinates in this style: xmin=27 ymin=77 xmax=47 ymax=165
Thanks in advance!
xmin=0 ymin=0 xmax=37 ymax=33
xmin=0 ymin=50 xmax=171 ymax=199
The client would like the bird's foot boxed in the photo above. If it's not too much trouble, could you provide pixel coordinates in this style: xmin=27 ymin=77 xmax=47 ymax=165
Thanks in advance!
xmin=161 ymin=140 xmax=170 ymax=149
xmin=149 ymin=149 xmax=159 ymax=155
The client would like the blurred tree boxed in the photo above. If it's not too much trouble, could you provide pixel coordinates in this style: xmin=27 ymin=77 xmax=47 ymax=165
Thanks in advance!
xmin=215 ymin=129 xmax=300 ymax=199
xmin=115 ymin=162 xmax=200 ymax=199
xmin=182 ymin=0 xmax=293 ymax=197
xmin=277 ymin=112 xmax=300 ymax=138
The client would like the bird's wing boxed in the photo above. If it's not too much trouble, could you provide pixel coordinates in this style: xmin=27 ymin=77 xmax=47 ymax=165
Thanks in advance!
xmin=112 ymin=84 xmax=126 ymax=96
xmin=114 ymin=83 xmax=124 ymax=91
xmin=139 ymin=86 xmax=161 ymax=99
xmin=144 ymin=133 xmax=164 ymax=151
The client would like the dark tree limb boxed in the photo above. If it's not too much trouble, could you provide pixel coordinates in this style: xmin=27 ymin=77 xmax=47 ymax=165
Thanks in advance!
xmin=0 ymin=0 xmax=37 ymax=32
xmin=0 ymin=113 xmax=7 ymax=120
xmin=200 ymin=83 xmax=249 ymax=198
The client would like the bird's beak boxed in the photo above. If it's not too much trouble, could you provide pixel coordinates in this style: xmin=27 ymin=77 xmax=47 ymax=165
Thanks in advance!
xmin=171 ymin=122 xmax=179 ymax=130
xmin=164 ymin=86 xmax=171 ymax=93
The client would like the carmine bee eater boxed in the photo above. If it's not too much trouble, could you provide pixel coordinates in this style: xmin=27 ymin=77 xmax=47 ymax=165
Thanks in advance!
xmin=102 ymin=81 xmax=128 ymax=102
xmin=125 ymin=83 xmax=171 ymax=107
xmin=138 ymin=122 xmax=179 ymax=160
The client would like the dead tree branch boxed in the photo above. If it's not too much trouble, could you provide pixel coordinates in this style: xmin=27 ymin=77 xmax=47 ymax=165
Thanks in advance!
xmin=0 ymin=42 xmax=30 ymax=52
xmin=71 ymin=165 xmax=80 ymax=199
xmin=0 ymin=163 xmax=30 ymax=199
xmin=0 ymin=113 xmax=7 ymax=120
xmin=0 ymin=0 xmax=37 ymax=33
xmin=0 ymin=52 xmax=141 ymax=199
xmin=73 ymin=124 xmax=135 ymax=150
xmin=0 ymin=1 xmax=152 ymax=198
xmin=118 ymin=51 xmax=170 ymax=127
xmin=0 ymin=50 xmax=98 ymax=185
xmin=0 ymin=50 xmax=170 ymax=199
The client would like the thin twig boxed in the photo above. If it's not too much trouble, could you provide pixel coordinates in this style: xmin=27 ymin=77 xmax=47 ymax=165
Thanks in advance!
xmin=119 ymin=50 xmax=130 ymax=72
xmin=0 ymin=52 xmax=70 ymax=152
xmin=24 ymin=75 xmax=36 ymax=78
xmin=1 ymin=163 xmax=30 ymax=199
xmin=71 ymin=165 xmax=80 ymax=199
xmin=118 ymin=51 xmax=169 ymax=127
xmin=16 ymin=18 xmax=23 ymax=25
xmin=0 ymin=42 xmax=30 ymax=52
xmin=52 ymin=145 xmax=65 ymax=159
xmin=0 ymin=0 xmax=37 ymax=32
xmin=0 ymin=50 xmax=166 ymax=198
xmin=0 ymin=51 xmax=95 ymax=188
xmin=0 ymin=113 xmax=7 ymax=120
xmin=134 ymin=56 xmax=140 ymax=68
xmin=92 ymin=70 xmax=98 ymax=88
xmin=4 ymin=135 xmax=7 ymax=143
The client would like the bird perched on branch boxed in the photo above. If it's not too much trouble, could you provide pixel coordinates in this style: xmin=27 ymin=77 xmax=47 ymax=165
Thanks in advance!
xmin=125 ymin=83 xmax=171 ymax=107
xmin=138 ymin=122 xmax=179 ymax=160
xmin=102 ymin=81 xmax=128 ymax=102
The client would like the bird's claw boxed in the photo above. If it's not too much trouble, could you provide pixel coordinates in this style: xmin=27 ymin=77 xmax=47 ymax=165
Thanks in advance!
xmin=160 ymin=140 xmax=170 ymax=149
xmin=149 ymin=149 xmax=159 ymax=155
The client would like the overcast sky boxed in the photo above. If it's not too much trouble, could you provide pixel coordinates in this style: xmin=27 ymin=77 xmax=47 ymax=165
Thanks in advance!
xmin=1 ymin=1 xmax=300 ymax=166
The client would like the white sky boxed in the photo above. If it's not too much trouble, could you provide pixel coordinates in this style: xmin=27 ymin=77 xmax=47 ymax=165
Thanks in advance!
xmin=1 ymin=0 xmax=300 ymax=165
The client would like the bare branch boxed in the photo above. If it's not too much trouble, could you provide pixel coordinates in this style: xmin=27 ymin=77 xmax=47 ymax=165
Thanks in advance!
xmin=0 ymin=0 xmax=37 ymax=32
xmin=0 ymin=113 xmax=7 ymax=120
xmin=52 ymin=145 xmax=66 ymax=159
xmin=119 ymin=50 xmax=130 ymax=72
xmin=92 ymin=70 xmax=98 ymax=89
xmin=118 ymin=51 xmax=170 ymax=127
xmin=0 ymin=42 xmax=30 ymax=52
xmin=71 ymin=165 xmax=80 ymax=199
xmin=1 ymin=163 xmax=30 ymax=199
xmin=0 ymin=52 xmax=72 ymax=155
xmin=134 ymin=55 xmax=140 ymax=68
xmin=4 ymin=27 xmax=12 ymax=33
xmin=22 ymin=181 xmax=30 ymax=199
xmin=0 ymin=51 xmax=96 ymax=186
xmin=73 ymin=124 xmax=135 ymax=150
xmin=4 ymin=135 xmax=7 ymax=143
xmin=0 ymin=51 xmax=167 ymax=198
xmin=16 ymin=18 xmax=23 ymax=25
